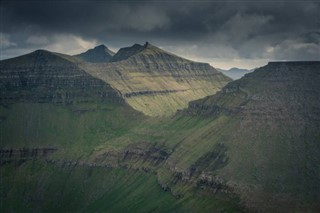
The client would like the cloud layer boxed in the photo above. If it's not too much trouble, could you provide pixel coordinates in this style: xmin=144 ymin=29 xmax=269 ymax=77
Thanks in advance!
xmin=1 ymin=0 xmax=319 ymax=69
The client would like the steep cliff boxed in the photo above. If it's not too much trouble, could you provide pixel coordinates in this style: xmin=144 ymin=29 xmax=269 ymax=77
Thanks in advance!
xmin=0 ymin=49 xmax=123 ymax=105
xmin=82 ymin=42 xmax=231 ymax=116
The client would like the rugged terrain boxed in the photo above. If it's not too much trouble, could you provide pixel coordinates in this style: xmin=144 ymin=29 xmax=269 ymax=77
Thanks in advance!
xmin=0 ymin=46 xmax=241 ymax=212
xmin=80 ymin=42 xmax=231 ymax=116
xmin=1 ymin=45 xmax=319 ymax=212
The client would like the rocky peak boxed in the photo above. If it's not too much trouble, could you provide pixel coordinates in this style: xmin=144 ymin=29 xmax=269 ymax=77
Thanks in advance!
xmin=110 ymin=42 xmax=194 ymax=64
xmin=74 ymin=44 xmax=115 ymax=63
xmin=110 ymin=43 xmax=145 ymax=62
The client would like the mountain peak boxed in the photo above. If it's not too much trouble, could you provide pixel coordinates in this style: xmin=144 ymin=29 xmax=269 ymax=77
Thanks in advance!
xmin=110 ymin=42 xmax=186 ymax=63
xmin=109 ymin=43 xmax=145 ymax=62
xmin=0 ymin=49 xmax=78 ymax=66
xmin=74 ymin=44 xmax=115 ymax=63
xmin=94 ymin=44 xmax=107 ymax=49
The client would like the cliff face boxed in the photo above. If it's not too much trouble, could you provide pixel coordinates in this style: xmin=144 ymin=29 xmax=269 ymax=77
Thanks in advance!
xmin=82 ymin=43 xmax=231 ymax=116
xmin=0 ymin=50 xmax=123 ymax=105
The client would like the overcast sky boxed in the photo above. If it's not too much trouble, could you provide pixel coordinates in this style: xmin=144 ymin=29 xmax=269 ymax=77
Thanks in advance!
xmin=0 ymin=0 xmax=319 ymax=69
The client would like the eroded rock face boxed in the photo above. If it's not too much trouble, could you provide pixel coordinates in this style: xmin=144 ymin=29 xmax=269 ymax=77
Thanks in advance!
xmin=0 ymin=50 xmax=124 ymax=105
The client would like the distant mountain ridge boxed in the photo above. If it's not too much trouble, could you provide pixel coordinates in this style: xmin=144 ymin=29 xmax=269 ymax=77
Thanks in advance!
xmin=217 ymin=67 xmax=254 ymax=80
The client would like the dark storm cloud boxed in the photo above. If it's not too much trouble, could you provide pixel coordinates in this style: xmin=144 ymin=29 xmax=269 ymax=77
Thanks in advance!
xmin=1 ymin=0 xmax=319 ymax=68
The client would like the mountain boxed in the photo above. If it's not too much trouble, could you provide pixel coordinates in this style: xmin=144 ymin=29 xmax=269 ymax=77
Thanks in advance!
xmin=0 ymin=49 xmax=123 ymax=105
xmin=2 ymin=43 xmax=319 ymax=212
xmin=74 ymin=61 xmax=320 ymax=212
xmin=82 ymin=42 xmax=231 ymax=116
xmin=217 ymin=67 xmax=254 ymax=80
xmin=0 ymin=45 xmax=239 ymax=212
xmin=167 ymin=61 xmax=320 ymax=211
xmin=109 ymin=43 xmax=146 ymax=62
xmin=74 ymin=44 xmax=115 ymax=63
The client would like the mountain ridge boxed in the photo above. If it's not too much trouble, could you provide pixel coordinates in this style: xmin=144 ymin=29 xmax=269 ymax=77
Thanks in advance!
xmin=1 ymin=45 xmax=319 ymax=212
xmin=74 ymin=44 xmax=115 ymax=63
xmin=216 ymin=67 xmax=254 ymax=80
xmin=80 ymin=42 xmax=231 ymax=116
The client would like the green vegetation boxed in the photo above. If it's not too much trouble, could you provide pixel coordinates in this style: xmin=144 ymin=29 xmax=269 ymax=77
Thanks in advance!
xmin=1 ymin=48 xmax=319 ymax=213
xmin=0 ymin=102 xmax=143 ymax=157
xmin=81 ymin=43 xmax=231 ymax=116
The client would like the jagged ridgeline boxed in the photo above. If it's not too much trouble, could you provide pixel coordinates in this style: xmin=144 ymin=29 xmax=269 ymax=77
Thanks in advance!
xmin=80 ymin=42 xmax=231 ymax=116
xmin=0 ymin=50 xmax=123 ymax=104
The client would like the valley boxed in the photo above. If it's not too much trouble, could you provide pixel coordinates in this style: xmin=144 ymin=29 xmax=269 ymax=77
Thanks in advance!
xmin=0 ymin=44 xmax=319 ymax=212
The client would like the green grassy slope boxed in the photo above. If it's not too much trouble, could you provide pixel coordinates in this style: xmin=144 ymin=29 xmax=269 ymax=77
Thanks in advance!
xmin=1 ymin=161 xmax=179 ymax=213
xmin=81 ymin=43 xmax=231 ymax=116
xmin=89 ymin=62 xmax=320 ymax=212
xmin=0 ymin=102 xmax=243 ymax=212
xmin=0 ymin=102 xmax=142 ymax=155
xmin=2 ymin=55 xmax=319 ymax=212
xmin=162 ymin=62 xmax=320 ymax=211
